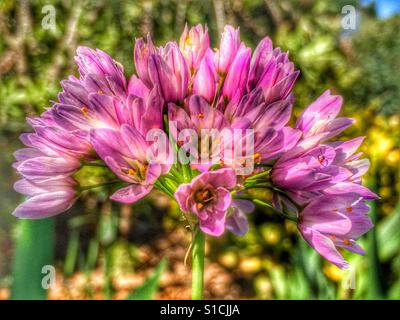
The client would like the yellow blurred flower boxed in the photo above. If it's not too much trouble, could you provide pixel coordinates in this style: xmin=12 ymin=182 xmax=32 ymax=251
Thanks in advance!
xmin=239 ymin=257 xmax=262 ymax=274
xmin=386 ymin=149 xmax=400 ymax=166
xmin=379 ymin=187 xmax=392 ymax=199
xmin=218 ymin=251 xmax=238 ymax=269
xmin=323 ymin=264 xmax=344 ymax=282
xmin=368 ymin=129 xmax=393 ymax=161
xmin=254 ymin=275 xmax=272 ymax=299
xmin=260 ymin=224 xmax=281 ymax=246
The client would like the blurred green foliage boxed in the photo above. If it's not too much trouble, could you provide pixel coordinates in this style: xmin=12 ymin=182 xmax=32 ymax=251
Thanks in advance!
xmin=0 ymin=0 xmax=399 ymax=300
xmin=350 ymin=16 xmax=400 ymax=115
xmin=127 ymin=259 xmax=166 ymax=300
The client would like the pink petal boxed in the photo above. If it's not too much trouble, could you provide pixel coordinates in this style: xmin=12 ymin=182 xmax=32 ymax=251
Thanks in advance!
xmin=13 ymin=191 xmax=76 ymax=219
xmin=110 ymin=184 xmax=153 ymax=204
xmin=301 ymin=226 xmax=349 ymax=269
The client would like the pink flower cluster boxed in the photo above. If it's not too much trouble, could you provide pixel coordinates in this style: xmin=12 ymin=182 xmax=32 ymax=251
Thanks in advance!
xmin=12 ymin=25 xmax=377 ymax=269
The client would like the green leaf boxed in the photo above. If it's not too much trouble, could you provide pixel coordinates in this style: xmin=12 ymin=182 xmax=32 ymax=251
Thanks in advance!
xmin=127 ymin=259 xmax=167 ymax=300
xmin=377 ymin=201 xmax=400 ymax=261
xmin=11 ymin=219 xmax=55 ymax=300
xmin=365 ymin=178 xmax=386 ymax=299
xmin=63 ymin=230 xmax=80 ymax=277
xmin=269 ymin=267 xmax=287 ymax=299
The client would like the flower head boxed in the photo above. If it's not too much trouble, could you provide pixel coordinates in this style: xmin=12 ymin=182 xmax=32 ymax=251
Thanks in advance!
xmin=11 ymin=22 xmax=377 ymax=270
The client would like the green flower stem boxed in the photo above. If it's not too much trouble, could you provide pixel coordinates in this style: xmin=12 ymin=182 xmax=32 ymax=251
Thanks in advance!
xmin=103 ymin=245 xmax=114 ymax=300
xmin=164 ymin=173 xmax=180 ymax=184
xmin=181 ymin=163 xmax=192 ymax=182
xmin=245 ymin=169 xmax=271 ymax=182
xmin=82 ymin=162 xmax=108 ymax=168
xmin=163 ymin=177 xmax=178 ymax=192
xmin=243 ymin=184 xmax=272 ymax=189
xmin=154 ymin=180 xmax=174 ymax=198
xmin=253 ymin=199 xmax=299 ymax=223
xmin=79 ymin=180 xmax=122 ymax=192
xmin=169 ymin=164 xmax=181 ymax=177
xmin=192 ymin=227 xmax=205 ymax=300
xmin=255 ymin=164 xmax=273 ymax=168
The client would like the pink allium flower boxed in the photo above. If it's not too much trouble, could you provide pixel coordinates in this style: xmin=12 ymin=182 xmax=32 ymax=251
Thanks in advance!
xmin=168 ymin=95 xmax=229 ymax=171
xmin=179 ymin=24 xmax=210 ymax=72
xmin=128 ymin=86 xmax=164 ymax=136
xmin=169 ymin=95 xmax=229 ymax=134
xmin=14 ymin=153 xmax=80 ymax=182
xmin=134 ymin=34 xmax=157 ymax=88
xmin=193 ymin=50 xmax=217 ymax=103
xmin=222 ymin=114 xmax=301 ymax=169
xmin=222 ymin=45 xmax=251 ymax=101
xmin=74 ymin=47 xmax=127 ymax=99
xmin=272 ymin=143 xmax=354 ymax=194
xmin=296 ymin=90 xmax=353 ymax=141
xmin=246 ymin=36 xmax=299 ymax=104
xmin=298 ymin=194 xmax=373 ymax=269
xmin=12 ymin=177 xmax=77 ymax=219
xmin=48 ymin=47 xmax=132 ymax=155
xmin=14 ymin=46 xmax=130 ymax=215
xmin=225 ymin=199 xmax=255 ymax=236
xmin=14 ymin=133 xmax=81 ymax=182
xmin=148 ymin=42 xmax=190 ymax=103
xmin=214 ymin=25 xmax=242 ymax=75
xmin=272 ymin=131 xmax=377 ymax=205
xmin=90 ymin=124 xmax=171 ymax=203
xmin=323 ymin=137 xmax=378 ymax=199
xmin=175 ymin=168 xmax=237 ymax=236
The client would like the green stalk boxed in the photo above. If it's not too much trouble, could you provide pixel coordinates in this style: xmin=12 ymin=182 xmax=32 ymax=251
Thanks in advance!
xmin=245 ymin=169 xmax=270 ymax=182
xmin=64 ymin=230 xmax=79 ymax=277
xmin=79 ymin=180 xmax=122 ymax=192
xmin=103 ymin=246 xmax=114 ymax=300
xmin=243 ymin=184 xmax=272 ymax=190
xmin=253 ymin=199 xmax=298 ymax=222
xmin=181 ymin=163 xmax=192 ymax=182
xmin=163 ymin=177 xmax=178 ymax=193
xmin=192 ymin=227 xmax=205 ymax=300
xmin=11 ymin=219 xmax=55 ymax=300
xmin=82 ymin=162 xmax=108 ymax=168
